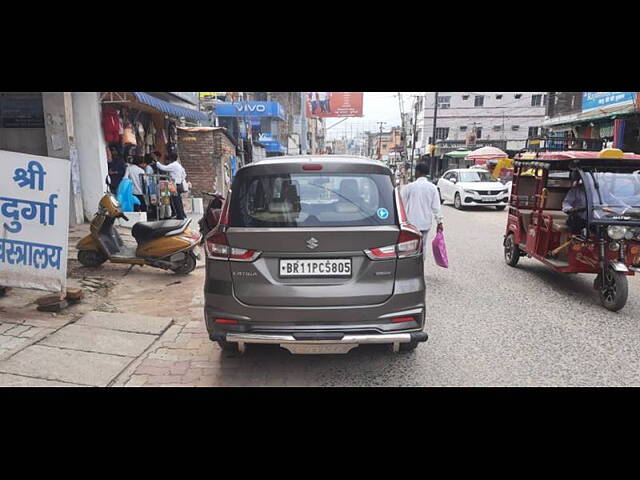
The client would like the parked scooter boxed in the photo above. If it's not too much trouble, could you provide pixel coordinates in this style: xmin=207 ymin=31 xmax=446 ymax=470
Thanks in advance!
xmin=77 ymin=193 xmax=201 ymax=274
xmin=198 ymin=192 xmax=225 ymax=245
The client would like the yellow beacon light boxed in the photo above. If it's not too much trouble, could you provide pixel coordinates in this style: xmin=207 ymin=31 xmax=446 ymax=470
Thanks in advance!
xmin=599 ymin=148 xmax=624 ymax=159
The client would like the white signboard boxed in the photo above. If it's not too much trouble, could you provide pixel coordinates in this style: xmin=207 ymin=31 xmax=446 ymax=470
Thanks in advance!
xmin=0 ymin=150 xmax=70 ymax=292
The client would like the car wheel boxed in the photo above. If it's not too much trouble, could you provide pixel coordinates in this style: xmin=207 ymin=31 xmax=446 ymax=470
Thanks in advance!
xmin=495 ymin=205 xmax=506 ymax=211
xmin=598 ymin=268 xmax=629 ymax=312
xmin=454 ymin=193 xmax=464 ymax=210
xmin=504 ymin=233 xmax=520 ymax=267
xmin=78 ymin=250 xmax=108 ymax=268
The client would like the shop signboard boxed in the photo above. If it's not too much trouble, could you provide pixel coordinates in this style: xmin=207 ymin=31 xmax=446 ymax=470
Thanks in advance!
xmin=582 ymin=92 xmax=637 ymax=112
xmin=0 ymin=150 xmax=70 ymax=292
xmin=214 ymin=101 xmax=286 ymax=120
xmin=306 ymin=92 xmax=364 ymax=118
xmin=0 ymin=93 xmax=45 ymax=128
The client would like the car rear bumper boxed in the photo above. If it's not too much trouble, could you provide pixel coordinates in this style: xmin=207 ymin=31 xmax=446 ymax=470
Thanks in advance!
xmin=222 ymin=330 xmax=428 ymax=353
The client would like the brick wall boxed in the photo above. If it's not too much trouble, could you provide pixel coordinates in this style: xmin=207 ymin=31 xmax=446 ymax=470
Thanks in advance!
xmin=177 ymin=129 xmax=237 ymax=197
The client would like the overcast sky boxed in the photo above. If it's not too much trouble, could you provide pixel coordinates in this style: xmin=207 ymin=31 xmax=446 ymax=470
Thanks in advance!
xmin=324 ymin=92 xmax=423 ymax=140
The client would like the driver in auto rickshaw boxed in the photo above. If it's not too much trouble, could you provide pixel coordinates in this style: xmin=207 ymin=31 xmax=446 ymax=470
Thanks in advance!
xmin=562 ymin=171 xmax=637 ymax=234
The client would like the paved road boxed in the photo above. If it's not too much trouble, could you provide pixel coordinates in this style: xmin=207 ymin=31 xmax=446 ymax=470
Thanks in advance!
xmin=124 ymin=203 xmax=640 ymax=387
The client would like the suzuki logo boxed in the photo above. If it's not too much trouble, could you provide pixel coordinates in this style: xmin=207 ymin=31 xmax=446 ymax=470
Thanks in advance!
xmin=306 ymin=237 xmax=319 ymax=250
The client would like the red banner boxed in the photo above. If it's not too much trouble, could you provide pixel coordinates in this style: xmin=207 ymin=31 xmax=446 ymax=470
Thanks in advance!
xmin=305 ymin=92 xmax=363 ymax=118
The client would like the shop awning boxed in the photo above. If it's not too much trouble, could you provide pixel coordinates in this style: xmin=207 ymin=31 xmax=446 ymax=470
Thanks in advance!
xmin=133 ymin=92 xmax=208 ymax=122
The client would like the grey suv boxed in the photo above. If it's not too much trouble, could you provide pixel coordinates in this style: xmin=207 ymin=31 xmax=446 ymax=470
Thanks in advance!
xmin=203 ymin=156 xmax=427 ymax=354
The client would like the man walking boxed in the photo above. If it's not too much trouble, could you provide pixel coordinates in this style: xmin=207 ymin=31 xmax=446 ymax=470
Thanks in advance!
xmin=401 ymin=163 xmax=443 ymax=246
xmin=155 ymin=152 xmax=187 ymax=220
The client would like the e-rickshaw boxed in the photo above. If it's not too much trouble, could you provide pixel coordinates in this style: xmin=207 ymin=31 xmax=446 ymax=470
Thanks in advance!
xmin=503 ymin=147 xmax=640 ymax=311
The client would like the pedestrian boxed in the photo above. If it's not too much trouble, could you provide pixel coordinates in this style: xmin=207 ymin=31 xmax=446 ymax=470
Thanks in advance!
xmin=126 ymin=157 xmax=147 ymax=212
xmin=401 ymin=162 xmax=443 ymax=250
xmin=107 ymin=146 xmax=127 ymax=194
xmin=154 ymin=152 xmax=187 ymax=220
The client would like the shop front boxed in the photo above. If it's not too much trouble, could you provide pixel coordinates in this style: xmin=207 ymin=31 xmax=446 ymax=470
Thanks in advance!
xmin=99 ymin=92 xmax=207 ymax=220
xmin=544 ymin=92 xmax=640 ymax=153
xmin=213 ymin=100 xmax=287 ymax=157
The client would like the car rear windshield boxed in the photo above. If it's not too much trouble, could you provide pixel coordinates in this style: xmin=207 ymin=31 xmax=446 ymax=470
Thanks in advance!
xmin=229 ymin=172 xmax=396 ymax=227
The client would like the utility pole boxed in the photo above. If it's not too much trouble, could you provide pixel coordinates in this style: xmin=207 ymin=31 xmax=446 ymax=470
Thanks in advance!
xmin=410 ymin=96 xmax=419 ymax=181
xmin=431 ymin=92 xmax=439 ymax=158
xmin=376 ymin=121 xmax=386 ymax=160
xmin=398 ymin=92 xmax=407 ymax=171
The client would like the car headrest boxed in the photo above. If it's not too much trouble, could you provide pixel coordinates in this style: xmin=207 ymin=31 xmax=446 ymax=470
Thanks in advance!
xmin=340 ymin=179 xmax=360 ymax=201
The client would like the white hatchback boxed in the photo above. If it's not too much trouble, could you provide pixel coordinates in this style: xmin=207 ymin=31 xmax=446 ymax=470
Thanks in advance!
xmin=437 ymin=169 xmax=509 ymax=210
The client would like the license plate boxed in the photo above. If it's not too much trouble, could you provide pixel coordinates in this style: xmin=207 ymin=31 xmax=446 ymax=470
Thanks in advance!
xmin=481 ymin=196 xmax=497 ymax=202
xmin=279 ymin=259 xmax=352 ymax=277
xmin=281 ymin=343 xmax=358 ymax=354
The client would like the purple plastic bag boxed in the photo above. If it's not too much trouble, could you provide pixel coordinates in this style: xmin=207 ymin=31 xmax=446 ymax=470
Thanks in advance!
xmin=431 ymin=231 xmax=449 ymax=268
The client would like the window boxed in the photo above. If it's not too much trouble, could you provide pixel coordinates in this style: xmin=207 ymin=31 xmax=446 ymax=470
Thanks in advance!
xmin=543 ymin=94 xmax=548 ymax=106
xmin=434 ymin=127 xmax=449 ymax=140
xmin=459 ymin=171 xmax=498 ymax=183
xmin=474 ymin=95 xmax=484 ymax=107
xmin=531 ymin=94 xmax=542 ymax=106
xmin=229 ymin=173 xmax=396 ymax=228
xmin=511 ymin=125 xmax=520 ymax=131
xmin=437 ymin=96 xmax=451 ymax=109
xmin=528 ymin=127 xmax=539 ymax=137
xmin=382 ymin=143 xmax=387 ymax=149
xmin=493 ymin=125 xmax=502 ymax=131
xmin=460 ymin=125 xmax=468 ymax=131
xmin=514 ymin=93 xmax=522 ymax=99
xmin=462 ymin=95 xmax=469 ymax=100
xmin=476 ymin=128 xmax=482 ymax=139
xmin=496 ymin=94 xmax=503 ymax=100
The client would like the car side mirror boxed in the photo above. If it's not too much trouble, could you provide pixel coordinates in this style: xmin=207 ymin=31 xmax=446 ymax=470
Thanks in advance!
xmin=451 ymin=178 xmax=457 ymax=184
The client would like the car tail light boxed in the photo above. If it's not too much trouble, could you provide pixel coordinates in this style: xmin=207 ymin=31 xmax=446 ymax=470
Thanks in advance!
xmin=391 ymin=316 xmax=415 ymax=323
xmin=204 ymin=195 xmax=261 ymax=262
xmin=396 ymin=225 xmax=422 ymax=258
xmin=214 ymin=318 xmax=238 ymax=324
xmin=364 ymin=226 xmax=422 ymax=260
xmin=303 ymin=164 xmax=322 ymax=171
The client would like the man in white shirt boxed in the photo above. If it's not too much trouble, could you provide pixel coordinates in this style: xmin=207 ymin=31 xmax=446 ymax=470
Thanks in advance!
xmin=126 ymin=159 xmax=147 ymax=212
xmin=401 ymin=163 xmax=444 ymax=247
xmin=155 ymin=153 xmax=187 ymax=219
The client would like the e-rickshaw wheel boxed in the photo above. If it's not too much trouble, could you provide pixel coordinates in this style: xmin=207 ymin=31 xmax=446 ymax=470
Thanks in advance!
xmin=504 ymin=233 xmax=520 ymax=267
xmin=597 ymin=267 xmax=628 ymax=312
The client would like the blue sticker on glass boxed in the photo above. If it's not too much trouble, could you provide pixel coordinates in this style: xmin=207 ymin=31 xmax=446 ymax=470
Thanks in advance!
xmin=377 ymin=208 xmax=389 ymax=219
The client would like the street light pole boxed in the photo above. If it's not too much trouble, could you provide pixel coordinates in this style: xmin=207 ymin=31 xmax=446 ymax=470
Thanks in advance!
xmin=430 ymin=91 xmax=439 ymax=178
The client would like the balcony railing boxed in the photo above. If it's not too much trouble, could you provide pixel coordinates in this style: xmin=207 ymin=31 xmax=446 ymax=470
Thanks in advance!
xmin=525 ymin=136 xmax=604 ymax=152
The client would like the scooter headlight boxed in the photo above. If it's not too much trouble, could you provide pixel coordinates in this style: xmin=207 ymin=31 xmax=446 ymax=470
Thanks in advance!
xmin=607 ymin=225 xmax=628 ymax=240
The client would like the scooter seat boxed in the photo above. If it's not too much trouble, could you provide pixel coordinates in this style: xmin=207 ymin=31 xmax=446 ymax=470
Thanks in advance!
xmin=131 ymin=219 xmax=189 ymax=244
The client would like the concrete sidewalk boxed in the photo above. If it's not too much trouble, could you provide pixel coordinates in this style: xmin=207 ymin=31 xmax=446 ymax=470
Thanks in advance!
xmin=0 ymin=311 xmax=173 ymax=386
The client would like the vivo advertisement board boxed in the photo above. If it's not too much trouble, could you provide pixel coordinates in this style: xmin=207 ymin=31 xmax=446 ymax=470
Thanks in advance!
xmin=582 ymin=92 xmax=636 ymax=112
xmin=214 ymin=101 xmax=286 ymax=120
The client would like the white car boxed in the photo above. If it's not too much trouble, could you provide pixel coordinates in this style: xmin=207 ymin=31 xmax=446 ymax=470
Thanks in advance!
xmin=437 ymin=168 xmax=509 ymax=210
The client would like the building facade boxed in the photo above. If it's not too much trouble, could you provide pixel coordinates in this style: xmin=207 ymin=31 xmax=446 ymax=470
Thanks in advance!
xmin=0 ymin=92 xmax=206 ymax=225
xmin=542 ymin=92 xmax=640 ymax=152
xmin=419 ymin=92 xmax=548 ymax=152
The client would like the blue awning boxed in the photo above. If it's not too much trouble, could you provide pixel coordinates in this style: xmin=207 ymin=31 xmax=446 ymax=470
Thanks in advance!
xmin=133 ymin=92 xmax=208 ymax=122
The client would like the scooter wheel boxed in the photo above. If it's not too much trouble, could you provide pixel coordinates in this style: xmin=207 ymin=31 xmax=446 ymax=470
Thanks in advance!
xmin=171 ymin=251 xmax=197 ymax=275
xmin=78 ymin=250 xmax=107 ymax=268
